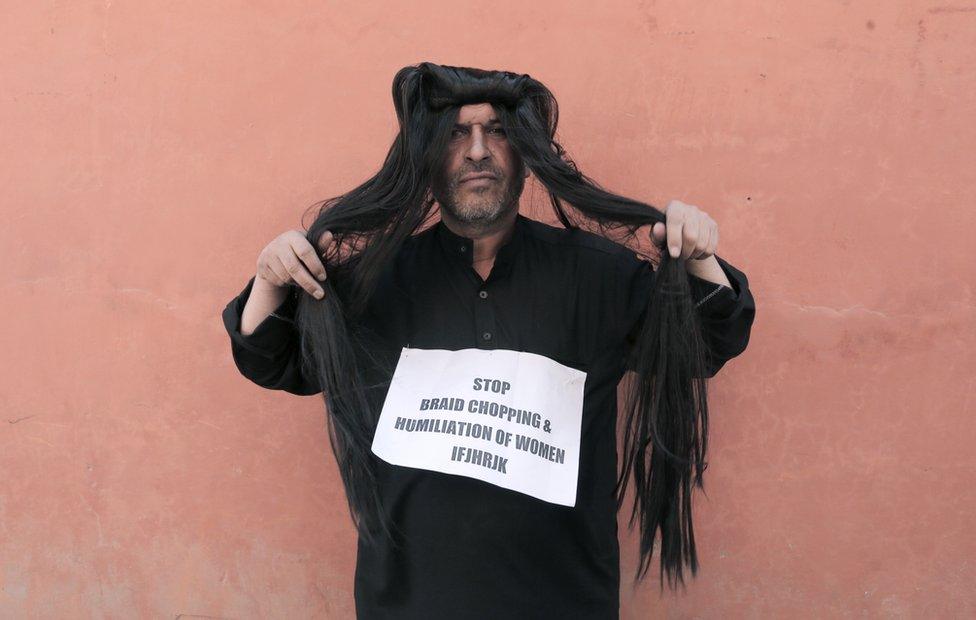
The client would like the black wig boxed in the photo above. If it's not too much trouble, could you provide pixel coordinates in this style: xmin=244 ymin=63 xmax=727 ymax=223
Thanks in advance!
xmin=294 ymin=62 xmax=714 ymax=594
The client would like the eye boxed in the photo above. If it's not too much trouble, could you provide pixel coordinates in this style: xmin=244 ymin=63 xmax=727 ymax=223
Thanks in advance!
xmin=490 ymin=127 xmax=506 ymax=135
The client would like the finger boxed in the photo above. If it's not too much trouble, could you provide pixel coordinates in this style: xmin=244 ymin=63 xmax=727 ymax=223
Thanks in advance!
xmin=680 ymin=216 xmax=700 ymax=261
xmin=316 ymin=230 xmax=334 ymax=255
xmin=651 ymin=222 xmax=666 ymax=247
xmin=279 ymin=250 xmax=325 ymax=299
xmin=266 ymin=254 xmax=292 ymax=287
xmin=666 ymin=213 xmax=684 ymax=259
xmin=292 ymin=236 xmax=329 ymax=282
xmin=693 ymin=223 xmax=711 ymax=260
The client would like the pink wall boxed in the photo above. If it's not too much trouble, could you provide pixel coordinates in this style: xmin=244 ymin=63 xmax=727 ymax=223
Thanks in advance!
xmin=2 ymin=2 xmax=973 ymax=617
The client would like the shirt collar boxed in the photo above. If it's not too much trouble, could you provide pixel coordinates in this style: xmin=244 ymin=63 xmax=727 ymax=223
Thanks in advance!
xmin=435 ymin=212 xmax=527 ymax=278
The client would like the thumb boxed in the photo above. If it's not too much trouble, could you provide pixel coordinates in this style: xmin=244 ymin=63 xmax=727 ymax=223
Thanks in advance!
xmin=651 ymin=222 xmax=666 ymax=246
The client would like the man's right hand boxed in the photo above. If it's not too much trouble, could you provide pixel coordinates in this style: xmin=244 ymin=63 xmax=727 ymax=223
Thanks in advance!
xmin=255 ymin=229 xmax=335 ymax=299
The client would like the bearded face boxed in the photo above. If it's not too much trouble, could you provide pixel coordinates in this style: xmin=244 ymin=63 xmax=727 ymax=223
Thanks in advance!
xmin=431 ymin=103 xmax=527 ymax=228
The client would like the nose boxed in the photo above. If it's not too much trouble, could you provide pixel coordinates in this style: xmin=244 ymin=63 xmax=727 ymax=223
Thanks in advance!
xmin=464 ymin=127 xmax=490 ymax=163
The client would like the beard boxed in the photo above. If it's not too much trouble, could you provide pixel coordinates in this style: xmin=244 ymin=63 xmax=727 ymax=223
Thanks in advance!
xmin=431 ymin=161 xmax=526 ymax=228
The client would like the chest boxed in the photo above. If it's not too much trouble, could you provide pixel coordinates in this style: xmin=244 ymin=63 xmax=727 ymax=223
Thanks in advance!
xmin=365 ymin=255 xmax=620 ymax=374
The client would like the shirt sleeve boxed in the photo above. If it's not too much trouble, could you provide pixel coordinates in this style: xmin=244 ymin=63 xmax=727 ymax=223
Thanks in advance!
xmin=220 ymin=275 xmax=322 ymax=395
xmin=621 ymin=253 xmax=756 ymax=377
xmin=687 ymin=261 xmax=741 ymax=320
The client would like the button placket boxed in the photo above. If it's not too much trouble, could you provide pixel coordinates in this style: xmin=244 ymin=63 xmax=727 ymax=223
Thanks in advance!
xmin=474 ymin=283 xmax=496 ymax=349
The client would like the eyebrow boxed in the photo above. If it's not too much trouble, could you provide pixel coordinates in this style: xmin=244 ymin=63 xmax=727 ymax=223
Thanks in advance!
xmin=453 ymin=118 xmax=502 ymax=129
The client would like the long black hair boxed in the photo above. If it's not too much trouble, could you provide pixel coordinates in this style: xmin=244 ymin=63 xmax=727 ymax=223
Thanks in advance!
xmin=294 ymin=62 xmax=712 ymax=594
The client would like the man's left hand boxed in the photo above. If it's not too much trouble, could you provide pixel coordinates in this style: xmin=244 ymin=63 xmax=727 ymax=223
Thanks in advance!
xmin=651 ymin=199 xmax=718 ymax=261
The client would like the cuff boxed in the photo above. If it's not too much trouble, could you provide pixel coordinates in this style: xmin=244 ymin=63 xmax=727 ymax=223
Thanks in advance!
xmin=221 ymin=275 xmax=301 ymax=360
xmin=688 ymin=255 xmax=745 ymax=319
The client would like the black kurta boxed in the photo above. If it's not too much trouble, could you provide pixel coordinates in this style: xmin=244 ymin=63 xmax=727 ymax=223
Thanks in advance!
xmin=222 ymin=212 xmax=756 ymax=618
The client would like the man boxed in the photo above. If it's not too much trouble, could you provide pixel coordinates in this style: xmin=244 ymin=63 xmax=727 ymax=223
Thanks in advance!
xmin=223 ymin=88 xmax=755 ymax=617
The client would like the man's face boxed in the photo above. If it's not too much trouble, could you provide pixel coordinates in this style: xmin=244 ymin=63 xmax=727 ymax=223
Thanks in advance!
xmin=431 ymin=103 xmax=528 ymax=227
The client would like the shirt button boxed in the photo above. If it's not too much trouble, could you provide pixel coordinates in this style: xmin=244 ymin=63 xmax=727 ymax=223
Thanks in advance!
xmin=482 ymin=331 xmax=492 ymax=341
xmin=459 ymin=245 xmax=467 ymax=253
xmin=479 ymin=290 xmax=488 ymax=299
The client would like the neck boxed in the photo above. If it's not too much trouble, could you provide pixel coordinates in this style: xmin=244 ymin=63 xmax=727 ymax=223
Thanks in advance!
xmin=440 ymin=209 xmax=518 ymax=262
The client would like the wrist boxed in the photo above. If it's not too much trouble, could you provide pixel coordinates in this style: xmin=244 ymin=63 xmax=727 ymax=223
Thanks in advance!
xmin=685 ymin=255 xmax=732 ymax=289
xmin=253 ymin=273 xmax=290 ymax=292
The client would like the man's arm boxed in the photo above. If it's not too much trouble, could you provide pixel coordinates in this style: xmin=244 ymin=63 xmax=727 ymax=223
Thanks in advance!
xmin=622 ymin=253 xmax=756 ymax=377
xmin=221 ymin=275 xmax=322 ymax=395
xmin=685 ymin=254 xmax=756 ymax=376
xmin=686 ymin=254 xmax=732 ymax=290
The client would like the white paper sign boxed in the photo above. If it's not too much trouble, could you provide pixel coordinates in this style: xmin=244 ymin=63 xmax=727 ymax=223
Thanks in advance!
xmin=370 ymin=347 xmax=587 ymax=507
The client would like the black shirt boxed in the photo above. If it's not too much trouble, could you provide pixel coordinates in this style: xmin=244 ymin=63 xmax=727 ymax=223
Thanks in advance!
xmin=222 ymin=212 xmax=755 ymax=618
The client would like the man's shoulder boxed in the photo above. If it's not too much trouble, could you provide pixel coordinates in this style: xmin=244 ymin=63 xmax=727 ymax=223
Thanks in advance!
xmin=522 ymin=215 xmax=640 ymax=262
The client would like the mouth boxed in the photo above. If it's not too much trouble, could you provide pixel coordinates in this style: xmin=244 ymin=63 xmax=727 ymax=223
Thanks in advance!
xmin=460 ymin=173 xmax=497 ymax=183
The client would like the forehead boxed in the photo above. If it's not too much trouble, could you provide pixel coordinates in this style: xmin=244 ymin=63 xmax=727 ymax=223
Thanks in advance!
xmin=456 ymin=102 xmax=498 ymax=124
